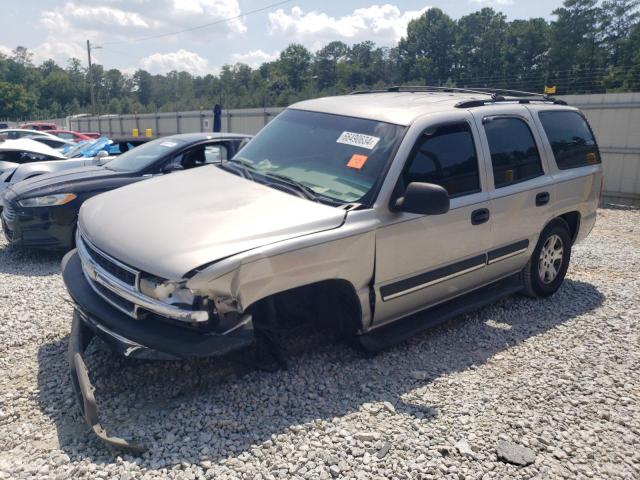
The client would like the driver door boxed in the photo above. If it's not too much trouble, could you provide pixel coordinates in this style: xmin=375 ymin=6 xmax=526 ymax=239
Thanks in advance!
xmin=373 ymin=116 xmax=493 ymax=327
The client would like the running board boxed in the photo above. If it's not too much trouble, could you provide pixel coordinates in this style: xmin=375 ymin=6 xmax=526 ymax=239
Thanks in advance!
xmin=358 ymin=273 xmax=523 ymax=352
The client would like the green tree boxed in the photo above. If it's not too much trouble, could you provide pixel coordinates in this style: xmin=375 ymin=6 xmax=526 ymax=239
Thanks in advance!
xmin=399 ymin=8 xmax=456 ymax=83
xmin=39 ymin=70 xmax=74 ymax=113
xmin=0 ymin=81 xmax=36 ymax=118
xmin=276 ymin=44 xmax=311 ymax=90
xmin=133 ymin=69 xmax=153 ymax=106
xmin=549 ymin=0 xmax=605 ymax=92
xmin=455 ymin=8 xmax=508 ymax=85
xmin=601 ymin=0 xmax=640 ymax=65
xmin=503 ymin=18 xmax=550 ymax=90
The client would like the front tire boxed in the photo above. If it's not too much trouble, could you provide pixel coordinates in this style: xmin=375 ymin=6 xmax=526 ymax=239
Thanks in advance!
xmin=522 ymin=219 xmax=572 ymax=298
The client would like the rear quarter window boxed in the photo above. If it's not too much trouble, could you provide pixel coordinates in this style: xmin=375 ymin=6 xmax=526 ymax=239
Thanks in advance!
xmin=538 ymin=111 xmax=600 ymax=169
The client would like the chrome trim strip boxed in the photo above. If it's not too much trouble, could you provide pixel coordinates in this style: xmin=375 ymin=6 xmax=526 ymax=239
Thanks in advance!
xmin=80 ymin=234 xmax=139 ymax=277
xmin=77 ymin=237 xmax=210 ymax=323
xmin=75 ymin=306 xmax=146 ymax=352
xmin=382 ymin=263 xmax=486 ymax=301
xmin=219 ymin=313 xmax=253 ymax=335
xmin=80 ymin=260 xmax=136 ymax=317
xmin=487 ymin=247 xmax=528 ymax=265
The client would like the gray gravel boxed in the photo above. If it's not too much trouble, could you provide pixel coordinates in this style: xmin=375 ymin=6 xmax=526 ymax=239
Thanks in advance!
xmin=1 ymin=207 xmax=639 ymax=479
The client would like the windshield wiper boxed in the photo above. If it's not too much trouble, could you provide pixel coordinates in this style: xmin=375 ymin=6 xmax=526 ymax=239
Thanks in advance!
xmin=261 ymin=172 xmax=322 ymax=202
xmin=223 ymin=157 xmax=257 ymax=179
xmin=221 ymin=159 xmax=342 ymax=206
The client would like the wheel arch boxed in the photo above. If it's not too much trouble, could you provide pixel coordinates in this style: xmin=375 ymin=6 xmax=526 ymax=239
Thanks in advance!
xmin=558 ymin=211 xmax=581 ymax=244
xmin=244 ymin=277 xmax=364 ymax=337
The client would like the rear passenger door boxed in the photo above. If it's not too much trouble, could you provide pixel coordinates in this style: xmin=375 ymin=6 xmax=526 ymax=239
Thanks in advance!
xmin=472 ymin=105 xmax=553 ymax=278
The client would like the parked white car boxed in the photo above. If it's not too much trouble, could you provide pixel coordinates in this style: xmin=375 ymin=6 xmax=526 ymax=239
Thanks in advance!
xmin=0 ymin=138 xmax=66 ymax=174
xmin=0 ymin=128 xmax=61 ymax=140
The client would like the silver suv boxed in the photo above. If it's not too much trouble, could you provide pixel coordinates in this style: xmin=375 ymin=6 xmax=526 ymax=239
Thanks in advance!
xmin=62 ymin=87 xmax=603 ymax=451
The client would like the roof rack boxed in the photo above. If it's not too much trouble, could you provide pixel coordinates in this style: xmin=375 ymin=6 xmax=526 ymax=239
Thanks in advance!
xmin=350 ymin=85 xmax=567 ymax=108
xmin=351 ymin=85 xmax=500 ymax=97
xmin=454 ymin=96 xmax=567 ymax=108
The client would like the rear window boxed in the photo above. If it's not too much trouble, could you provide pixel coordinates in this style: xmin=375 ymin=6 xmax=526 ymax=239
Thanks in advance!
xmin=538 ymin=111 xmax=600 ymax=169
xmin=105 ymin=137 xmax=187 ymax=172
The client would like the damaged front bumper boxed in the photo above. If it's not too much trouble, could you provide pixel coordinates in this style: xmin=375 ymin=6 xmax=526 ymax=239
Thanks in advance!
xmin=68 ymin=312 xmax=147 ymax=452
xmin=62 ymin=250 xmax=254 ymax=452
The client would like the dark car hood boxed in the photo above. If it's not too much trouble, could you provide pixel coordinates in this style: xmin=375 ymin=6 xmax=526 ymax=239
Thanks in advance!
xmin=8 ymin=166 xmax=127 ymax=198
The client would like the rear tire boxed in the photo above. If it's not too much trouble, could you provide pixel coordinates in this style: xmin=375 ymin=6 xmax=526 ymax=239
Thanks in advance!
xmin=522 ymin=219 xmax=572 ymax=298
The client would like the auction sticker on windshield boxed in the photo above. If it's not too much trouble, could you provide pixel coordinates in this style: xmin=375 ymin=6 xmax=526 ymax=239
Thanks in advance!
xmin=347 ymin=154 xmax=368 ymax=169
xmin=337 ymin=131 xmax=380 ymax=150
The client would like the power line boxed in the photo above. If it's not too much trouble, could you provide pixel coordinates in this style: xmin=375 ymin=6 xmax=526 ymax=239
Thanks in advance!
xmin=99 ymin=0 xmax=295 ymax=46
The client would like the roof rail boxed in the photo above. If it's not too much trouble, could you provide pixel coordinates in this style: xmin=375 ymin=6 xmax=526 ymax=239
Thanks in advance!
xmin=351 ymin=85 xmax=499 ymax=98
xmin=454 ymin=97 xmax=567 ymax=108
xmin=468 ymin=87 xmax=545 ymax=97
xmin=348 ymin=84 xmax=568 ymax=108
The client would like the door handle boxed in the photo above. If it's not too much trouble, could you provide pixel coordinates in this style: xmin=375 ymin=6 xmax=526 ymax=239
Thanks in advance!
xmin=471 ymin=208 xmax=490 ymax=225
xmin=536 ymin=192 xmax=550 ymax=206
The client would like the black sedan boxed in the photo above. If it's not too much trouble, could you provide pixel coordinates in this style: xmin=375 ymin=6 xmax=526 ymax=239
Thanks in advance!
xmin=1 ymin=133 xmax=251 ymax=250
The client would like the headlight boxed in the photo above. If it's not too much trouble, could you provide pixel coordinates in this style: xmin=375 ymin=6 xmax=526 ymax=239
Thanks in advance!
xmin=18 ymin=193 xmax=77 ymax=207
xmin=139 ymin=276 xmax=182 ymax=301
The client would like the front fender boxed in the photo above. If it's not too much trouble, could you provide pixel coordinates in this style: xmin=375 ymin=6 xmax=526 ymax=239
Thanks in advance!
xmin=187 ymin=230 xmax=376 ymax=329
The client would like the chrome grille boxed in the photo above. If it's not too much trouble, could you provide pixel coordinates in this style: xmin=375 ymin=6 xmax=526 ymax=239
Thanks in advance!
xmin=80 ymin=235 xmax=138 ymax=287
xmin=93 ymin=282 xmax=136 ymax=314
xmin=76 ymin=230 xmax=210 ymax=324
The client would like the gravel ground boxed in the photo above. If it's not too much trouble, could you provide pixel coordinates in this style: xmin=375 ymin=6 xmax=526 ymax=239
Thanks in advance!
xmin=0 ymin=207 xmax=639 ymax=480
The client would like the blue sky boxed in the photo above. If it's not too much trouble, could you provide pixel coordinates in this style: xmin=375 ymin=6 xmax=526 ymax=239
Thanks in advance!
xmin=0 ymin=0 xmax=564 ymax=75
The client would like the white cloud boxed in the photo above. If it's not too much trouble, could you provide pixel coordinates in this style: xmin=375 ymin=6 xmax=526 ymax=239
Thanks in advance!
xmin=140 ymin=49 xmax=213 ymax=75
xmin=231 ymin=49 xmax=279 ymax=67
xmin=268 ymin=4 xmax=430 ymax=47
xmin=0 ymin=45 xmax=12 ymax=57
xmin=470 ymin=0 xmax=514 ymax=5
xmin=32 ymin=0 xmax=245 ymax=64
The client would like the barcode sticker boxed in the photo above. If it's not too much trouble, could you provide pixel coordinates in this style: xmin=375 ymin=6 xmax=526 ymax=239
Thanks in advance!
xmin=337 ymin=131 xmax=380 ymax=150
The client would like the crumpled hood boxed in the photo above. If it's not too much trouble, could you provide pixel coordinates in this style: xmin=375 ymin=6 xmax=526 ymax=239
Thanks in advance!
xmin=80 ymin=166 xmax=347 ymax=279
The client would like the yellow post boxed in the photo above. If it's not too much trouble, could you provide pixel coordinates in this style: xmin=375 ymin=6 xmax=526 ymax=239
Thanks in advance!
xmin=132 ymin=128 xmax=139 ymax=137
xmin=544 ymin=85 xmax=557 ymax=94
xmin=145 ymin=128 xmax=153 ymax=137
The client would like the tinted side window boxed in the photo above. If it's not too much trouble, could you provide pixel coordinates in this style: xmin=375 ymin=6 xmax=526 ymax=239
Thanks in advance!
xmin=484 ymin=117 xmax=543 ymax=188
xmin=538 ymin=111 xmax=600 ymax=169
xmin=403 ymin=122 xmax=480 ymax=197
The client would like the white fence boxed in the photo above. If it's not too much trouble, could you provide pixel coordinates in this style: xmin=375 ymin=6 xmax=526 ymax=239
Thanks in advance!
xmin=69 ymin=108 xmax=284 ymax=138
xmin=560 ymin=93 xmax=640 ymax=206
xmin=62 ymin=94 xmax=640 ymax=206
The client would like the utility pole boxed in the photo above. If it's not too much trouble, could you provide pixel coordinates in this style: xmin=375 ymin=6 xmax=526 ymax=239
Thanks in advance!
xmin=86 ymin=40 xmax=97 ymax=115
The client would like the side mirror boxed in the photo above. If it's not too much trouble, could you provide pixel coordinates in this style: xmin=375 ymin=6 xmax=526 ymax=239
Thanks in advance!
xmin=393 ymin=182 xmax=450 ymax=215
xmin=162 ymin=163 xmax=184 ymax=174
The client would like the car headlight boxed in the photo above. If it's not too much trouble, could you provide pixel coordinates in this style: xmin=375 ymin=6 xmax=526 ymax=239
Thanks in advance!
xmin=139 ymin=276 xmax=184 ymax=301
xmin=18 ymin=193 xmax=77 ymax=207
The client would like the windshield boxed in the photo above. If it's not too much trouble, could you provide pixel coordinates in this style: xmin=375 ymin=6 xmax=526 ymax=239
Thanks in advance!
xmin=229 ymin=109 xmax=405 ymax=204
xmin=65 ymin=138 xmax=108 ymax=158
xmin=105 ymin=137 xmax=187 ymax=172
